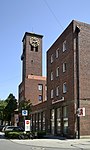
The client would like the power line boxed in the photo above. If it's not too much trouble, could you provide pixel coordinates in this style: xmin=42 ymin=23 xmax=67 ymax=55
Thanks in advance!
xmin=44 ymin=0 xmax=64 ymax=30
xmin=0 ymin=75 xmax=20 ymax=86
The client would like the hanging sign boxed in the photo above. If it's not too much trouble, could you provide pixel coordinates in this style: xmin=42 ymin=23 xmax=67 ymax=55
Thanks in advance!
xmin=77 ymin=108 xmax=85 ymax=117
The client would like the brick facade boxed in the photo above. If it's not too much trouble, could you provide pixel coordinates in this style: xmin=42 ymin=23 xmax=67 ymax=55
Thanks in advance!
xmin=18 ymin=32 xmax=47 ymax=129
xmin=18 ymin=20 xmax=90 ymax=138
xmin=47 ymin=20 xmax=90 ymax=138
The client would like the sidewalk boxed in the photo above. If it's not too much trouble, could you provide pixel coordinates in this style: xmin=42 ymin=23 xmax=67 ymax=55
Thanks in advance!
xmin=11 ymin=138 xmax=90 ymax=149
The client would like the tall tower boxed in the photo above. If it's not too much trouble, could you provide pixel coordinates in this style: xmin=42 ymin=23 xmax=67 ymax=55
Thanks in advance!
xmin=21 ymin=32 xmax=43 ymax=80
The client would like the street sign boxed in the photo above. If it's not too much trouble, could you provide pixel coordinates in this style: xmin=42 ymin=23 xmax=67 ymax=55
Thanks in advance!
xmin=25 ymin=120 xmax=30 ymax=131
xmin=22 ymin=110 xmax=28 ymax=116
xmin=77 ymin=107 xmax=85 ymax=117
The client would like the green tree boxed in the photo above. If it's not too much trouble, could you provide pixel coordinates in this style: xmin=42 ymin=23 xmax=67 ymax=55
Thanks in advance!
xmin=0 ymin=100 xmax=7 ymax=124
xmin=19 ymin=99 xmax=32 ymax=116
xmin=4 ymin=94 xmax=17 ymax=124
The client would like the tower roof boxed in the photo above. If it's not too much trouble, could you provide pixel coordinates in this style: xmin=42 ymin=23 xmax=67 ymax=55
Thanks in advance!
xmin=22 ymin=32 xmax=43 ymax=42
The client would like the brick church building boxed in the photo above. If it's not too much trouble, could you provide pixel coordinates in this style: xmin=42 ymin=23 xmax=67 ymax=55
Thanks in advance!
xmin=18 ymin=20 xmax=90 ymax=139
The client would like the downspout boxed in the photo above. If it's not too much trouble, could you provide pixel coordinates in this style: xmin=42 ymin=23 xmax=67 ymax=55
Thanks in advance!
xmin=75 ymin=26 xmax=80 ymax=139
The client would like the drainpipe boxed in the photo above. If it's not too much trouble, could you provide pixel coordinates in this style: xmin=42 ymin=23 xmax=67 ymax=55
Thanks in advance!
xmin=75 ymin=26 xmax=80 ymax=139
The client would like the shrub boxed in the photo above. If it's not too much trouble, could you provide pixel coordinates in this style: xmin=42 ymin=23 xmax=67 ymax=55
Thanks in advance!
xmin=5 ymin=131 xmax=23 ymax=139
xmin=34 ymin=131 xmax=46 ymax=138
xmin=5 ymin=130 xmax=46 ymax=139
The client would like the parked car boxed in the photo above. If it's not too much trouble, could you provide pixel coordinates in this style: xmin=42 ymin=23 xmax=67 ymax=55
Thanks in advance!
xmin=13 ymin=126 xmax=24 ymax=132
xmin=0 ymin=125 xmax=5 ymax=132
xmin=2 ymin=126 xmax=24 ymax=132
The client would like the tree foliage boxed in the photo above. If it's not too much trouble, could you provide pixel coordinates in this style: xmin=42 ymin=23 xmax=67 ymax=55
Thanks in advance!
xmin=4 ymin=94 xmax=17 ymax=123
xmin=0 ymin=100 xmax=7 ymax=122
xmin=19 ymin=99 xmax=32 ymax=115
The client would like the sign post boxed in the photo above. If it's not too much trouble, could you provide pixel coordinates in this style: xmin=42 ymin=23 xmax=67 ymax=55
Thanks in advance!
xmin=22 ymin=110 xmax=28 ymax=131
xmin=25 ymin=120 xmax=30 ymax=131
xmin=22 ymin=110 xmax=28 ymax=116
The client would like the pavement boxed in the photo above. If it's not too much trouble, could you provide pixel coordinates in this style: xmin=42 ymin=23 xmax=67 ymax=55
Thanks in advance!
xmin=1 ymin=132 xmax=90 ymax=149
xmin=11 ymin=138 xmax=90 ymax=149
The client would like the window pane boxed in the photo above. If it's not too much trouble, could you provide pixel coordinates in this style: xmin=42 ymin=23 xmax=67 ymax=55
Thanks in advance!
xmin=51 ymin=89 xmax=53 ymax=98
xmin=57 ymin=108 xmax=61 ymax=134
xmin=56 ymin=48 xmax=59 ymax=58
xmin=51 ymin=71 xmax=53 ymax=80
xmin=51 ymin=54 xmax=53 ymax=63
xmin=56 ymin=86 xmax=59 ymax=96
xmin=63 ymin=40 xmax=66 ymax=52
xmin=39 ymin=95 xmax=42 ymax=101
xmin=38 ymin=84 xmax=42 ymax=90
xmin=63 ymin=63 xmax=66 ymax=72
xmin=56 ymin=67 xmax=59 ymax=77
xmin=63 ymin=82 xmax=67 ymax=93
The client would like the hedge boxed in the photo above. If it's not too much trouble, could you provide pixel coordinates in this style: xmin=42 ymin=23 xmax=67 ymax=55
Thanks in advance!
xmin=5 ymin=131 xmax=46 ymax=139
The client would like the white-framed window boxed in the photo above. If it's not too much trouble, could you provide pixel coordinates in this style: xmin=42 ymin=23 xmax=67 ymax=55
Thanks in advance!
xmin=56 ymin=86 xmax=59 ymax=96
xmin=63 ymin=63 xmax=67 ymax=72
xmin=51 ymin=89 xmax=54 ymax=99
xmin=38 ymin=84 xmax=43 ymax=91
xmin=51 ymin=54 xmax=53 ymax=63
xmin=63 ymin=82 xmax=67 ymax=93
xmin=51 ymin=71 xmax=53 ymax=80
xmin=56 ymin=48 xmax=59 ymax=58
xmin=56 ymin=67 xmax=59 ymax=77
xmin=63 ymin=40 xmax=66 ymax=52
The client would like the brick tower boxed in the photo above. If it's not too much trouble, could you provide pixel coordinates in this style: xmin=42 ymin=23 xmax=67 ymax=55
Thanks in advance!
xmin=19 ymin=32 xmax=46 ymax=106
xmin=21 ymin=32 xmax=43 ymax=80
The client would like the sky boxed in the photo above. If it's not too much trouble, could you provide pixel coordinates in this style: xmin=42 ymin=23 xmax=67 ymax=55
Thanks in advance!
xmin=0 ymin=0 xmax=90 ymax=100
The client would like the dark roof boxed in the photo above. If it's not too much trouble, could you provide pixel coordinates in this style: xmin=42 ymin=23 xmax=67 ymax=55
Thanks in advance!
xmin=22 ymin=32 xmax=43 ymax=42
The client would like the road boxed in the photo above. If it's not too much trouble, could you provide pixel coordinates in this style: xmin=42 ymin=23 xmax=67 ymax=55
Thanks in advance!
xmin=0 ymin=132 xmax=90 ymax=150
xmin=0 ymin=139 xmax=79 ymax=150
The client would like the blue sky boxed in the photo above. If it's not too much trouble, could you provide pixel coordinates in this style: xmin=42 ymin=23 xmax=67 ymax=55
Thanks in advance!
xmin=0 ymin=0 xmax=90 ymax=100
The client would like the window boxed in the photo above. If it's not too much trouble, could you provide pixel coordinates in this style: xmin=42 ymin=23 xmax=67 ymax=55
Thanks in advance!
xmin=51 ymin=109 xmax=55 ymax=135
xmin=56 ymin=67 xmax=59 ymax=77
xmin=42 ymin=112 xmax=45 ymax=131
xmin=63 ymin=106 xmax=68 ymax=134
xmin=30 ymin=45 xmax=38 ymax=52
xmin=38 ymin=113 xmax=41 ymax=130
xmin=51 ymin=71 xmax=53 ymax=80
xmin=35 ymin=46 xmax=38 ymax=52
xmin=38 ymin=84 xmax=43 ymax=91
xmin=63 ymin=63 xmax=67 ymax=72
xmin=51 ymin=89 xmax=54 ymax=99
xmin=36 ymin=113 xmax=38 ymax=131
xmin=56 ymin=108 xmax=61 ymax=134
xmin=56 ymin=86 xmax=59 ymax=96
xmin=63 ymin=40 xmax=66 ymax=52
xmin=63 ymin=82 xmax=67 ymax=93
xmin=31 ymin=45 xmax=34 ymax=51
xmin=38 ymin=95 xmax=42 ymax=101
xmin=51 ymin=54 xmax=53 ymax=63
xmin=45 ymin=85 xmax=47 ymax=101
xmin=56 ymin=48 xmax=59 ymax=58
